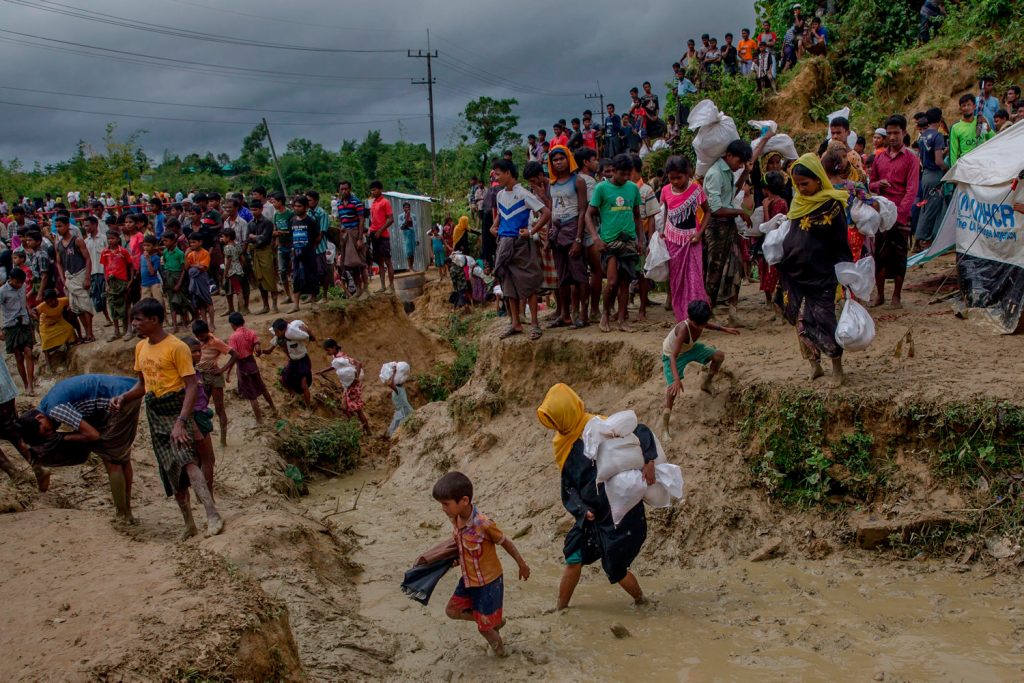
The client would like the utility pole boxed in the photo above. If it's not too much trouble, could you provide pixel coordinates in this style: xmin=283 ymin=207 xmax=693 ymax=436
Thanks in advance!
xmin=262 ymin=117 xmax=289 ymax=198
xmin=584 ymin=81 xmax=605 ymax=127
xmin=409 ymin=29 xmax=438 ymax=187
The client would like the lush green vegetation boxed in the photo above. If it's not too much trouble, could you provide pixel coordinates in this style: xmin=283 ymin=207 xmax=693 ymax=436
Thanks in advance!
xmin=414 ymin=314 xmax=479 ymax=402
xmin=272 ymin=417 xmax=363 ymax=475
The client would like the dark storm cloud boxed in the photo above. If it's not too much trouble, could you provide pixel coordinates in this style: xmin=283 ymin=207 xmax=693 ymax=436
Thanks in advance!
xmin=0 ymin=0 xmax=754 ymax=165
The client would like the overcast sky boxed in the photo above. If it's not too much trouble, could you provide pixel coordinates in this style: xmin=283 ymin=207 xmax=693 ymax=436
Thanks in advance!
xmin=0 ymin=0 xmax=754 ymax=165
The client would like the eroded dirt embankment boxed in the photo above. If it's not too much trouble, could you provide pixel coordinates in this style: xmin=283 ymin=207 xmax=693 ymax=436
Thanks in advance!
xmin=3 ymin=261 xmax=1024 ymax=681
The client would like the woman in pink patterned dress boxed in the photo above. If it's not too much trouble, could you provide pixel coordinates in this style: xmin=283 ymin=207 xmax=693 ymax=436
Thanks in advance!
xmin=660 ymin=156 xmax=712 ymax=322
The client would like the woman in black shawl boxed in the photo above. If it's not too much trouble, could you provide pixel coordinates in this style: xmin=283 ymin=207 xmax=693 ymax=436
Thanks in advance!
xmin=537 ymin=383 xmax=654 ymax=609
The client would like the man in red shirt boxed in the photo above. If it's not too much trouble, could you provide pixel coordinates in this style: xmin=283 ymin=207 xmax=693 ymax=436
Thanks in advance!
xmin=367 ymin=180 xmax=395 ymax=292
xmin=868 ymin=114 xmax=920 ymax=309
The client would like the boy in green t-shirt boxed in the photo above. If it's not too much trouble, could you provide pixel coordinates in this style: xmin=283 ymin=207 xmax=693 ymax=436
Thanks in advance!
xmin=585 ymin=154 xmax=643 ymax=333
xmin=161 ymin=232 xmax=188 ymax=333
xmin=949 ymin=94 xmax=993 ymax=167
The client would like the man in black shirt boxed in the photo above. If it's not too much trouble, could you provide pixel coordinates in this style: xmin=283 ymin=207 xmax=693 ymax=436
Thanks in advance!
xmin=288 ymin=195 xmax=321 ymax=313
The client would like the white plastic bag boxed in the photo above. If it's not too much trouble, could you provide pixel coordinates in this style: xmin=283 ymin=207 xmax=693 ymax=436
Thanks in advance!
xmin=875 ymin=196 xmax=898 ymax=231
xmin=826 ymin=107 xmax=859 ymax=149
xmin=739 ymin=206 xmax=765 ymax=238
xmin=850 ymin=199 xmax=880 ymax=236
xmin=595 ymin=434 xmax=646 ymax=485
xmin=471 ymin=265 xmax=484 ymax=279
xmin=582 ymin=411 xmax=638 ymax=460
xmin=379 ymin=361 xmax=411 ymax=385
xmin=604 ymin=469 xmax=647 ymax=527
xmin=758 ymin=212 xmax=787 ymax=234
xmin=835 ymin=294 xmax=876 ymax=351
xmin=331 ymin=356 xmax=357 ymax=388
xmin=835 ymin=256 xmax=875 ymax=301
xmin=751 ymin=133 xmax=800 ymax=160
xmin=747 ymin=119 xmax=779 ymax=135
xmin=638 ymin=138 xmax=669 ymax=160
xmin=689 ymin=100 xmax=740 ymax=177
xmin=284 ymin=320 xmax=309 ymax=341
xmin=644 ymin=231 xmax=671 ymax=282
xmin=642 ymin=463 xmax=685 ymax=507
xmin=762 ymin=219 xmax=790 ymax=266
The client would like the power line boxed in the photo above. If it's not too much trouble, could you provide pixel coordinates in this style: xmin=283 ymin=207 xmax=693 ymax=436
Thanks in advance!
xmin=1 ymin=0 xmax=407 ymax=53
xmin=0 ymin=99 xmax=427 ymax=127
xmin=409 ymin=39 xmax=438 ymax=182
xmin=438 ymin=51 xmax=581 ymax=98
xmin=0 ymin=34 xmax=383 ymax=90
xmin=0 ymin=84 xmax=408 ymax=118
xmin=0 ymin=28 xmax=408 ymax=83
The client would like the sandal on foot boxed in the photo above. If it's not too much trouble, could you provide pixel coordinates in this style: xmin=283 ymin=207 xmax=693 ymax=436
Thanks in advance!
xmin=573 ymin=318 xmax=586 ymax=329
xmin=529 ymin=326 xmax=543 ymax=341
xmin=547 ymin=319 xmax=571 ymax=329
xmin=499 ymin=327 xmax=523 ymax=340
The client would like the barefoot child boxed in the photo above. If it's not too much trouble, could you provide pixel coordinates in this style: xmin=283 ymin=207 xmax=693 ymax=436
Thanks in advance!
xmin=100 ymin=230 xmax=133 ymax=341
xmin=220 ymin=228 xmax=245 ymax=315
xmin=0 ymin=269 xmax=36 ymax=395
xmin=226 ymin=312 xmax=276 ymax=424
xmin=32 ymin=289 xmax=79 ymax=372
xmin=661 ymin=300 xmax=739 ymax=441
xmin=318 ymin=338 xmax=370 ymax=433
xmin=161 ymin=231 xmax=189 ymax=333
xmin=186 ymin=234 xmax=215 ymax=332
xmin=191 ymin=319 xmax=235 ymax=447
xmin=261 ymin=318 xmax=314 ymax=408
xmin=184 ymin=336 xmax=220 ymax=497
xmin=433 ymin=471 xmax=530 ymax=657
xmin=110 ymin=298 xmax=223 ymax=539
xmin=140 ymin=235 xmax=163 ymax=303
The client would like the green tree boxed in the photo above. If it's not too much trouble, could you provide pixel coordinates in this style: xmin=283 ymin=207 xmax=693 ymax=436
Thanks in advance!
xmin=463 ymin=96 xmax=520 ymax=174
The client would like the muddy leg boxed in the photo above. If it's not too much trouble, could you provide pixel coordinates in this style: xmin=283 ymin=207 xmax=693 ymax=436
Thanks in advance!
xmin=618 ymin=571 xmax=645 ymax=604
xmin=557 ymin=563 xmax=583 ymax=610
xmin=831 ymin=356 xmax=845 ymax=387
xmin=212 ymin=387 xmax=228 ymax=447
xmin=185 ymin=462 xmax=223 ymax=536
xmin=480 ymin=628 xmax=506 ymax=657
xmin=102 ymin=460 xmax=133 ymax=522
xmin=701 ymin=351 xmax=724 ymax=393
xmin=174 ymin=487 xmax=199 ymax=540
xmin=194 ymin=430 xmax=215 ymax=498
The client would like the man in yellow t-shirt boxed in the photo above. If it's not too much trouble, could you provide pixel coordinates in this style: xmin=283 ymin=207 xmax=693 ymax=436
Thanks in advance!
xmin=738 ymin=28 xmax=758 ymax=76
xmin=111 ymin=298 xmax=223 ymax=539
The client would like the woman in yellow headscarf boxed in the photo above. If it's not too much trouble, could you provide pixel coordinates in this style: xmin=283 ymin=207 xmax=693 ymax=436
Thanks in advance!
xmin=452 ymin=215 xmax=470 ymax=253
xmin=536 ymin=383 xmax=652 ymax=609
xmin=775 ymin=153 xmax=853 ymax=387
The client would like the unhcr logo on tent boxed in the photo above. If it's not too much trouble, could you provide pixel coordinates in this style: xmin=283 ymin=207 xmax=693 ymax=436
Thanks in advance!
xmin=956 ymin=192 xmax=1018 ymax=242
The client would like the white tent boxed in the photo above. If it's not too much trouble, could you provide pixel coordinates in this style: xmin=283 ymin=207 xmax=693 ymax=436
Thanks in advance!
xmin=909 ymin=120 xmax=1024 ymax=332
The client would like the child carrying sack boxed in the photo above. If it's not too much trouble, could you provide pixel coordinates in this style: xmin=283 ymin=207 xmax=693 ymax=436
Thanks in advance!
xmin=331 ymin=356 xmax=358 ymax=388
xmin=643 ymin=231 xmax=671 ymax=282
xmin=689 ymin=100 xmax=740 ymax=177
xmin=379 ymin=361 xmax=411 ymax=385
xmin=748 ymin=119 xmax=799 ymax=160
xmin=834 ymin=257 xmax=876 ymax=351
xmin=284 ymin=319 xmax=309 ymax=341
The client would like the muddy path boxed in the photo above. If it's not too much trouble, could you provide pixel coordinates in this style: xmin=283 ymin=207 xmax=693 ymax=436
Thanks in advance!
xmin=309 ymin=472 xmax=1024 ymax=682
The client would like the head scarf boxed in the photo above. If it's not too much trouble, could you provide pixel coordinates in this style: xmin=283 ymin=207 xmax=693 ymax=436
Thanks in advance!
xmin=787 ymin=153 xmax=849 ymax=220
xmin=536 ymin=383 xmax=594 ymax=471
xmin=452 ymin=215 xmax=469 ymax=246
xmin=547 ymin=145 xmax=578 ymax=183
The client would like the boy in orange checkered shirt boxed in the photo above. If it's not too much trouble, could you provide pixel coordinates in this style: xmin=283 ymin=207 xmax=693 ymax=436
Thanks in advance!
xmin=432 ymin=471 xmax=530 ymax=657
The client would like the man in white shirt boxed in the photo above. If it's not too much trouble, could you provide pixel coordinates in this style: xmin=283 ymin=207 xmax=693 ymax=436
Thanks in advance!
xmin=82 ymin=215 xmax=111 ymax=326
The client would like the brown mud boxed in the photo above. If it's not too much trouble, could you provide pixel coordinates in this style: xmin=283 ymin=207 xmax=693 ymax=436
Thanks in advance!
xmin=2 ymin=254 xmax=1023 ymax=681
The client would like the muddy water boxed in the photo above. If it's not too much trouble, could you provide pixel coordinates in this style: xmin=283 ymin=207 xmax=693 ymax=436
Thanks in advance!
xmin=308 ymin=474 xmax=1024 ymax=682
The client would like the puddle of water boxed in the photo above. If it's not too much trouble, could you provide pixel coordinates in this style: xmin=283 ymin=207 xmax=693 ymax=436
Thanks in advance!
xmin=308 ymin=473 xmax=1024 ymax=682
